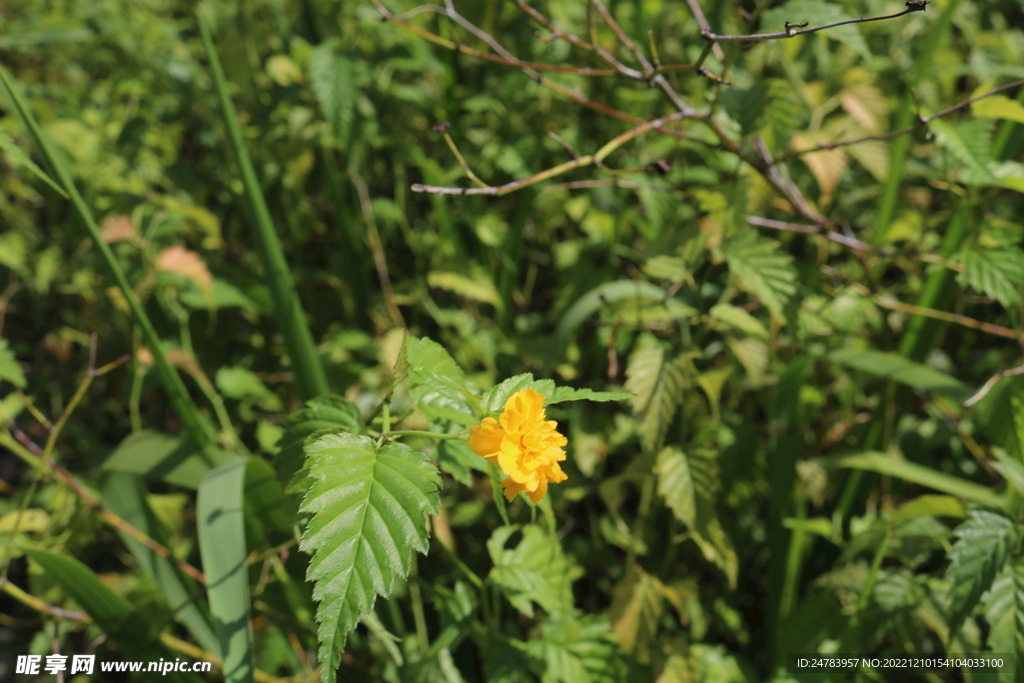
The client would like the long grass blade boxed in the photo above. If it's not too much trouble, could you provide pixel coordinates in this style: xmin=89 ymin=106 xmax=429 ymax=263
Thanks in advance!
xmin=197 ymin=13 xmax=329 ymax=401
xmin=197 ymin=460 xmax=256 ymax=683
xmin=0 ymin=64 xmax=216 ymax=450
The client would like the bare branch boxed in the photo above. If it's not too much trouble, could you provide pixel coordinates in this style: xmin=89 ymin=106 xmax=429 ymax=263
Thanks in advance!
xmin=782 ymin=79 xmax=1024 ymax=161
xmin=592 ymin=0 xmax=655 ymax=76
xmin=702 ymin=4 xmax=926 ymax=43
xmin=964 ymin=364 xmax=1024 ymax=407
xmin=512 ymin=0 xmax=594 ymax=50
xmin=748 ymin=215 xmax=875 ymax=251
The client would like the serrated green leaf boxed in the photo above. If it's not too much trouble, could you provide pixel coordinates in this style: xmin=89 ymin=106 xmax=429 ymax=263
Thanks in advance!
xmin=829 ymin=347 xmax=972 ymax=402
xmin=300 ymin=433 xmax=440 ymax=682
xmin=404 ymin=337 xmax=477 ymax=424
xmin=955 ymin=248 xmax=1024 ymax=308
xmin=438 ymin=437 xmax=490 ymax=486
xmin=0 ymin=338 xmax=26 ymax=388
xmin=545 ymin=386 xmax=633 ymax=405
xmin=983 ymin=560 xmax=1024 ymax=683
xmin=973 ymin=94 xmax=1024 ymax=125
xmin=526 ymin=616 xmax=630 ymax=683
xmin=487 ymin=525 xmax=579 ymax=617
xmin=709 ymin=304 xmax=769 ymax=340
xmin=400 ymin=648 xmax=468 ymax=683
xmin=624 ymin=346 xmax=689 ymax=454
xmin=308 ymin=40 xmax=356 ymax=148
xmin=655 ymin=447 xmax=738 ymax=587
xmin=274 ymin=395 xmax=362 ymax=492
xmin=721 ymin=233 xmax=797 ymax=321
xmin=481 ymin=374 xmax=631 ymax=416
xmin=101 ymin=430 xmax=238 ymax=489
xmin=720 ymin=81 xmax=772 ymax=136
xmin=945 ymin=510 xmax=1020 ymax=632
xmin=609 ymin=566 xmax=664 ymax=662
xmin=931 ymin=118 xmax=996 ymax=182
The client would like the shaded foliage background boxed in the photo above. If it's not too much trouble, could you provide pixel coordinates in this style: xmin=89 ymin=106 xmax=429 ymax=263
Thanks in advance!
xmin=2 ymin=0 xmax=1024 ymax=681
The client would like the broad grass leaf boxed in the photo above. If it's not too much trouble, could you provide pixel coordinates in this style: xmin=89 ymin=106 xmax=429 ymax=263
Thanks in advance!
xmin=609 ymin=566 xmax=665 ymax=662
xmin=761 ymin=1 xmax=870 ymax=58
xmin=487 ymin=525 xmax=580 ymax=617
xmin=101 ymin=430 xmax=237 ymax=489
xmin=624 ymin=346 xmax=690 ymax=454
xmin=274 ymin=395 xmax=362 ymax=492
xmin=954 ymin=248 xmax=1024 ymax=308
xmin=0 ymin=338 xmax=26 ymax=388
xmin=945 ymin=510 xmax=1020 ymax=633
xmin=655 ymin=447 xmax=738 ymax=587
xmin=721 ymin=234 xmax=796 ymax=322
xmin=300 ymin=433 xmax=440 ymax=683
xmin=0 ymin=129 xmax=68 ymax=197
xmin=983 ymin=561 xmax=1024 ymax=683
xmin=828 ymin=347 xmax=972 ymax=402
xmin=526 ymin=616 xmax=631 ymax=683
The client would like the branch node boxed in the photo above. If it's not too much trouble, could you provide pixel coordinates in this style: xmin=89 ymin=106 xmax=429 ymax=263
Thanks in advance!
xmin=431 ymin=121 xmax=451 ymax=133
xmin=905 ymin=0 xmax=929 ymax=11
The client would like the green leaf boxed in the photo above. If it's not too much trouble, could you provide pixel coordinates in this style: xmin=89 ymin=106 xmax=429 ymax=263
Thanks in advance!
xmin=931 ymin=118 xmax=997 ymax=182
xmin=487 ymin=525 xmax=580 ymax=617
xmin=526 ymin=616 xmax=630 ymax=683
xmin=299 ymin=433 xmax=440 ymax=683
xmin=179 ymin=278 xmax=262 ymax=314
xmin=404 ymin=337 xmax=477 ymax=424
xmin=955 ymin=248 xmax=1024 ymax=308
xmin=274 ymin=395 xmax=362 ymax=493
xmin=709 ymin=303 xmax=770 ymax=340
xmin=427 ymin=269 xmax=503 ymax=311
xmin=761 ymin=1 xmax=870 ymax=57
xmin=983 ymin=560 xmax=1024 ymax=683
xmin=24 ymin=549 xmax=201 ymax=682
xmin=891 ymin=495 xmax=966 ymax=526
xmin=101 ymin=472 xmax=220 ymax=656
xmin=101 ymin=430 xmax=238 ymax=489
xmin=547 ymin=280 xmax=670 ymax=370
xmin=721 ymin=233 xmax=797 ymax=321
xmin=973 ymin=94 xmax=1024 ymax=125
xmin=946 ymin=510 xmax=1021 ymax=633
xmin=720 ymin=81 xmax=772 ymax=136
xmin=216 ymin=366 xmax=283 ymax=412
xmin=0 ymin=129 xmax=67 ymax=197
xmin=480 ymin=373 xmax=630 ymax=414
xmin=655 ymin=447 xmax=738 ymax=587
xmin=624 ymin=345 xmax=690 ymax=454
xmin=438 ymin=438 xmax=490 ymax=486
xmin=545 ymin=386 xmax=633 ymax=405
xmin=609 ymin=566 xmax=665 ymax=662
xmin=0 ymin=338 xmax=26 ymax=388
xmin=831 ymin=452 xmax=1006 ymax=509
xmin=308 ymin=40 xmax=357 ymax=148
xmin=828 ymin=347 xmax=972 ymax=402
xmin=400 ymin=649 xmax=468 ymax=683
xmin=197 ymin=460 xmax=256 ymax=683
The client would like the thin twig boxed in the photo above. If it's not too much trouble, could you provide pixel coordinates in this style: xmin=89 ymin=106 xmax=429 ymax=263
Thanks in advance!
xmin=349 ymin=163 xmax=406 ymax=328
xmin=0 ymin=577 xmax=89 ymax=621
xmin=782 ymin=79 xmax=1024 ymax=161
xmin=512 ymin=0 xmax=594 ymax=50
xmin=684 ymin=0 xmax=725 ymax=60
xmin=964 ymin=364 xmax=1024 ymax=407
xmin=748 ymin=215 xmax=875 ymax=251
xmin=441 ymin=132 xmax=489 ymax=187
xmin=592 ymin=0 xmax=655 ymax=76
xmin=701 ymin=5 xmax=925 ymax=42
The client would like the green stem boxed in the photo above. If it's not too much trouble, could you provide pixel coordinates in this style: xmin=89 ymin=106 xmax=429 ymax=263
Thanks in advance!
xmin=382 ymin=430 xmax=467 ymax=441
xmin=0 ymin=65 xmax=215 ymax=450
xmin=408 ymin=555 xmax=430 ymax=653
xmin=197 ymin=13 xmax=329 ymax=402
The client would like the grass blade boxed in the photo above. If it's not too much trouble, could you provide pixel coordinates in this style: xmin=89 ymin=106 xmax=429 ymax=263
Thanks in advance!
xmin=102 ymin=472 xmax=220 ymax=655
xmin=197 ymin=13 xmax=329 ymax=401
xmin=198 ymin=460 xmax=255 ymax=683
xmin=0 ymin=64 xmax=215 ymax=450
xmin=831 ymin=452 xmax=1006 ymax=509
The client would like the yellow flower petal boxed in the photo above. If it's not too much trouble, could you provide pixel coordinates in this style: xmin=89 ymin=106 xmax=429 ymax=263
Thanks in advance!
xmin=468 ymin=417 xmax=504 ymax=460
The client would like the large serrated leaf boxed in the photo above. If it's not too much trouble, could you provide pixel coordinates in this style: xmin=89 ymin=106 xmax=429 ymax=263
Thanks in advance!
xmin=955 ymin=248 xmax=1024 ymax=309
xmin=300 ymin=433 xmax=440 ymax=683
xmin=624 ymin=346 xmax=689 ymax=454
xmin=655 ymin=447 xmax=738 ymax=587
xmin=983 ymin=560 xmax=1024 ymax=683
xmin=487 ymin=525 xmax=580 ymax=617
xmin=404 ymin=337 xmax=477 ymax=424
xmin=931 ymin=118 xmax=997 ymax=183
xmin=525 ymin=616 xmax=631 ymax=683
xmin=945 ymin=510 xmax=1020 ymax=633
xmin=0 ymin=338 xmax=26 ymax=388
xmin=274 ymin=395 xmax=362 ymax=492
xmin=609 ymin=566 xmax=665 ymax=662
xmin=721 ymin=233 xmax=797 ymax=321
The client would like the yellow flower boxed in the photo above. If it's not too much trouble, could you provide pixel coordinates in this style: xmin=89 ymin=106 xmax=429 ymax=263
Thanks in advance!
xmin=468 ymin=388 xmax=568 ymax=504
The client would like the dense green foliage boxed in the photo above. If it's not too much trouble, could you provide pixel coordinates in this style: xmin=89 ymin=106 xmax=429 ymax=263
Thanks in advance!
xmin=2 ymin=0 xmax=1024 ymax=682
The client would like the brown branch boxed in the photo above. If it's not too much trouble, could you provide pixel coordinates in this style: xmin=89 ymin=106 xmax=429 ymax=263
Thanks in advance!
xmin=781 ymin=79 xmax=1024 ymax=161
xmin=512 ymin=0 xmax=594 ymax=50
xmin=684 ymin=0 xmax=725 ymax=61
xmin=592 ymin=0 xmax=655 ymax=76
xmin=701 ymin=4 xmax=926 ymax=42
xmin=964 ymin=364 xmax=1024 ymax=407
xmin=349 ymin=162 xmax=406 ymax=328
xmin=748 ymin=215 xmax=875 ymax=251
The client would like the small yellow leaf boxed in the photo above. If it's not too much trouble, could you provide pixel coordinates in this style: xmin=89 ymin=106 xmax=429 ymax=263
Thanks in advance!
xmin=0 ymin=509 xmax=50 ymax=534
xmin=792 ymin=131 xmax=848 ymax=197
